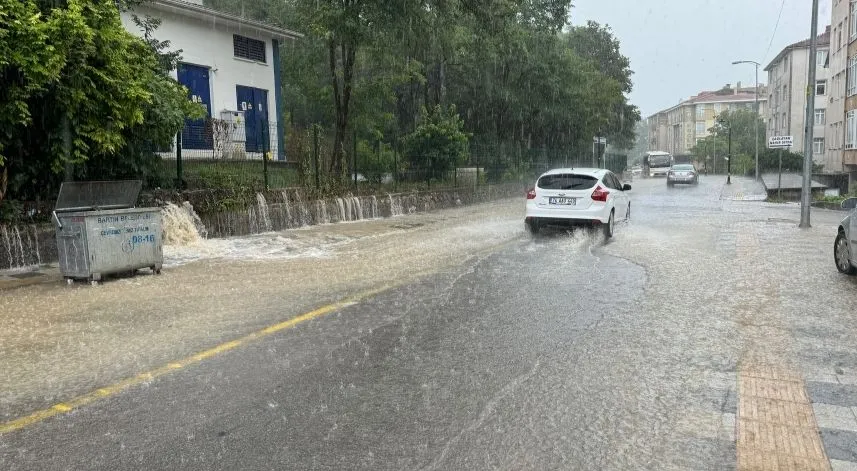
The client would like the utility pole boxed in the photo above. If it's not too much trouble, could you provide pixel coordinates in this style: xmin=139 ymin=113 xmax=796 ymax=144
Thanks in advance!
xmin=800 ymin=0 xmax=820 ymax=228
xmin=755 ymin=63 xmax=760 ymax=181
xmin=727 ymin=123 xmax=732 ymax=185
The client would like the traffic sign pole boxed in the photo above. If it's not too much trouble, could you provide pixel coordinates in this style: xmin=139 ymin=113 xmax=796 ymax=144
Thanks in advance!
xmin=768 ymin=136 xmax=793 ymax=201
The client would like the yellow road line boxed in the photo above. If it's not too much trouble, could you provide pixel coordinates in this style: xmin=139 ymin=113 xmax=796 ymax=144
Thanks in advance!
xmin=0 ymin=297 xmax=363 ymax=434
xmin=0 ymin=240 xmax=518 ymax=436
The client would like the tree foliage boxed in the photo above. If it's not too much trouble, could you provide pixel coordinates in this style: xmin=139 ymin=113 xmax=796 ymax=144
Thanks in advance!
xmin=204 ymin=0 xmax=638 ymax=181
xmin=403 ymin=105 xmax=469 ymax=182
xmin=691 ymin=109 xmax=816 ymax=175
xmin=1 ymin=0 xmax=202 ymax=206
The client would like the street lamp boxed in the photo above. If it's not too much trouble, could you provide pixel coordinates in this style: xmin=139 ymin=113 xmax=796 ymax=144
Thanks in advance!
xmin=732 ymin=60 xmax=761 ymax=181
xmin=718 ymin=115 xmax=733 ymax=184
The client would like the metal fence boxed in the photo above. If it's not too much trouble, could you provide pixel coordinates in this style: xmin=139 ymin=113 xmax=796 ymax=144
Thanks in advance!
xmin=169 ymin=118 xmax=282 ymax=161
xmin=158 ymin=123 xmax=629 ymax=192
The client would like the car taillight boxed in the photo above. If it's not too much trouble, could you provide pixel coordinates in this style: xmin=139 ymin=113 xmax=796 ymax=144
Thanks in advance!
xmin=526 ymin=188 xmax=536 ymax=200
xmin=591 ymin=185 xmax=609 ymax=202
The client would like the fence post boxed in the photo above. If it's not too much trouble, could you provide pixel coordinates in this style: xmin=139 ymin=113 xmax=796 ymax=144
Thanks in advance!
xmin=352 ymin=130 xmax=358 ymax=189
xmin=313 ymin=124 xmax=320 ymax=190
xmin=393 ymin=143 xmax=398 ymax=190
xmin=475 ymin=150 xmax=480 ymax=189
xmin=175 ymin=131 xmax=184 ymax=189
xmin=262 ymin=121 xmax=270 ymax=191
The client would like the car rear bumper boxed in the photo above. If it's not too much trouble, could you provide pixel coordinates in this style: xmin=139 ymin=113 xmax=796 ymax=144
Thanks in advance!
xmin=650 ymin=168 xmax=670 ymax=177
xmin=525 ymin=202 xmax=611 ymax=224
xmin=667 ymin=176 xmax=697 ymax=184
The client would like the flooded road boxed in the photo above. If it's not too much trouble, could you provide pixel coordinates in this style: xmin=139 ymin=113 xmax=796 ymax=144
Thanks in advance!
xmin=3 ymin=176 xmax=857 ymax=469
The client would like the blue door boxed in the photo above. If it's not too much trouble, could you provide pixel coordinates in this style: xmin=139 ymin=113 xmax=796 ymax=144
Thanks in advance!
xmin=236 ymin=86 xmax=269 ymax=153
xmin=177 ymin=63 xmax=212 ymax=150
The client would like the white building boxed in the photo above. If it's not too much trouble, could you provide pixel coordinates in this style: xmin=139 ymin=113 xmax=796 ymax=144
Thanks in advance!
xmin=764 ymin=26 xmax=832 ymax=169
xmin=120 ymin=0 xmax=301 ymax=160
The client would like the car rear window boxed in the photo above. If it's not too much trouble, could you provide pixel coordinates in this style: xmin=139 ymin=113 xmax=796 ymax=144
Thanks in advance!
xmin=537 ymin=174 xmax=598 ymax=190
xmin=672 ymin=165 xmax=694 ymax=171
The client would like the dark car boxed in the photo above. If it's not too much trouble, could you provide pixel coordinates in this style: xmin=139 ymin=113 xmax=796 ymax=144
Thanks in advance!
xmin=666 ymin=164 xmax=699 ymax=186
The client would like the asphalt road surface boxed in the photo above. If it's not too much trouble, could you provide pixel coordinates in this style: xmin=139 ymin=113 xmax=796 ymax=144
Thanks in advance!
xmin=3 ymin=175 xmax=857 ymax=470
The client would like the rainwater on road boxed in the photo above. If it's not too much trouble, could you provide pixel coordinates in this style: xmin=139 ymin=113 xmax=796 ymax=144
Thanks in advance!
xmin=2 ymin=176 xmax=856 ymax=470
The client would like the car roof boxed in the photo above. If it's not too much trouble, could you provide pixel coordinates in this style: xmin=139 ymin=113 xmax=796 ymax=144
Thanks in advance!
xmin=540 ymin=168 xmax=607 ymax=177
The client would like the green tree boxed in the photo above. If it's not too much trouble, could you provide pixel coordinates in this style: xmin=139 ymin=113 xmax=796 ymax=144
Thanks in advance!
xmin=403 ymin=105 xmax=469 ymax=182
xmin=3 ymin=0 xmax=203 ymax=205
xmin=691 ymin=109 xmax=763 ymax=173
xmin=0 ymin=0 xmax=67 ymax=203
xmin=199 ymin=0 xmax=639 ymax=180
xmin=566 ymin=21 xmax=639 ymax=149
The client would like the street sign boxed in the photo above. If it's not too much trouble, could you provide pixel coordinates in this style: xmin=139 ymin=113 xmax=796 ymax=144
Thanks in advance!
xmin=768 ymin=135 xmax=793 ymax=148
xmin=593 ymin=137 xmax=607 ymax=144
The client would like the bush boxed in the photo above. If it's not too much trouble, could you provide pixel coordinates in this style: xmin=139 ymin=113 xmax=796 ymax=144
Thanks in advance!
xmin=356 ymin=140 xmax=396 ymax=184
xmin=403 ymin=105 xmax=469 ymax=182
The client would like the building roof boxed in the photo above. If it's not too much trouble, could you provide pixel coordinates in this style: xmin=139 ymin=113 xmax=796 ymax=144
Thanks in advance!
xmin=764 ymin=25 xmax=830 ymax=71
xmin=647 ymin=89 xmax=765 ymax=119
xmin=687 ymin=90 xmax=764 ymax=104
xmin=150 ymin=0 xmax=303 ymax=41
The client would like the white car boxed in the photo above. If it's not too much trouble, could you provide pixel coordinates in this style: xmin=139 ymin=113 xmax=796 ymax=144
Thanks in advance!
xmin=525 ymin=168 xmax=632 ymax=238
xmin=835 ymin=197 xmax=857 ymax=274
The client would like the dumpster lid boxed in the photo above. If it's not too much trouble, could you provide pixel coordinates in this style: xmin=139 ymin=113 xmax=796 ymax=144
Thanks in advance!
xmin=54 ymin=180 xmax=143 ymax=212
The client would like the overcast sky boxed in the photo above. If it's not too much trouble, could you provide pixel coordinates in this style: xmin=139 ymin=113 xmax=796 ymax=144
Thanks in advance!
xmin=569 ymin=0 xmax=832 ymax=117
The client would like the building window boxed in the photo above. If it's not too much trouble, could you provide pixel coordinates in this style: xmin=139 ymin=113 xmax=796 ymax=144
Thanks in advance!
xmin=813 ymin=137 xmax=825 ymax=154
xmin=847 ymin=110 xmax=857 ymax=149
xmin=782 ymin=85 xmax=788 ymax=102
xmin=782 ymin=113 xmax=787 ymax=130
xmin=852 ymin=1 xmax=857 ymax=39
xmin=816 ymin=80 xmax=827 ymax=96
xmin=714 ymin=103 xmax=721 ymax=113
xmin=815 ymin=109 xmax=826 ymax=125
xmin=818 ymin=50 xmax=829 ymax=67
xmin=233 ymin=35 xmax=266 ymax=63
xmin=696 ymin=121 xmax=706 ymax=135
xmin=849 ymin=57 xmax=857 ymax=96
xmin=696 ymin=105 xmax=705 ymax=119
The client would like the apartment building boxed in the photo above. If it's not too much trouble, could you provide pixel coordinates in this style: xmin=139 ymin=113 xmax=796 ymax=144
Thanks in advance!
xmin=829 ymin=4 xmax=849 ymax=173
xmin=764 ymin=26 xmax=832 ymax=169
xmin=831 ymin=0 xmax=857 ymax=179
xmin=647 ymin=85 xmax=768 ymax=157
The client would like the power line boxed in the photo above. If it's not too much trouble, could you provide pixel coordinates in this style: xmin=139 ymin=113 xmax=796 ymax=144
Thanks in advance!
xmin=763 ymin=0 xmax=788 ymax=63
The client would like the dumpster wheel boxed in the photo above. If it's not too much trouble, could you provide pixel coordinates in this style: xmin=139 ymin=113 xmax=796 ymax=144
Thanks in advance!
xmin=152 ymin=265 xmax=162 ymax=275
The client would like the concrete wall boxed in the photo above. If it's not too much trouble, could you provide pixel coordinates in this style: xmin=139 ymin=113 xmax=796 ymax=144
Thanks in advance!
xmin=0 ymin=184 xmax=526 ymax=270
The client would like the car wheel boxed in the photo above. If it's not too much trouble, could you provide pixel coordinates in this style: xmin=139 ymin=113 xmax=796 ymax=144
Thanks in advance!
xmin=526 ymin=219 xmax=540 ymax=235
xmin=603 ymin=211 xmax=614 ymax=239
xmin=835 ymin=231 xmax=856 ymax=274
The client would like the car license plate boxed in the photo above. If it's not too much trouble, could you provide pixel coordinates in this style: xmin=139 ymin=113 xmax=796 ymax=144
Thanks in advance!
xmin=549 ymin=197 xmax=576 ymax=206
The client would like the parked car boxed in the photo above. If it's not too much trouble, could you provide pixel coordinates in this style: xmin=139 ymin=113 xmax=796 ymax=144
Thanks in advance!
xmin=834 ymin=198 xmax=857 ymax=274
xmin=525 ymin=168 xmax=631 ymax=238
xmin=666 ymin=164 xmax=699 ymax=186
